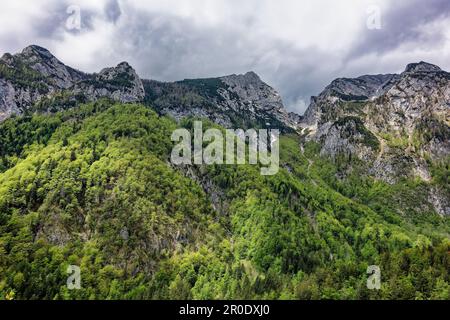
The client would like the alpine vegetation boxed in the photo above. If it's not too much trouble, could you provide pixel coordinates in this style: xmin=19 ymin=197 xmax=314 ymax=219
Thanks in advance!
xmin=0 ymin=45 xmax=449 ymax=301
xmin=171 ymin=121 xmax=280 ymax=175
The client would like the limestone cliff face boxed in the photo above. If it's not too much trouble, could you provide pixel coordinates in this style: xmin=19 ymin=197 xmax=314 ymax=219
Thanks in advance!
xmin=302 ymin=73 xmax=399 ymax=127
xmin=0 ymin=45 xmax=84 ymax=121
xmin=143 ymin=72 xmax=296 ymax=131
xmin=74 ymin=61 xmax=145 ymax=103
xmin=0 ymin=45 xmax=144 ymax=121
xmin=1 ymin=46 xmax=293 ymax=131
xmin=300 ymin=62 xmax=450 ymax=214
xmin=1 ymin=46 xmax=448 ymax=214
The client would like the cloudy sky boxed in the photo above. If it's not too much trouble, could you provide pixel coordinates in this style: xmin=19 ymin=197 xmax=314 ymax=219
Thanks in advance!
xmin=1 ymin=0 xmax=449 ymax=114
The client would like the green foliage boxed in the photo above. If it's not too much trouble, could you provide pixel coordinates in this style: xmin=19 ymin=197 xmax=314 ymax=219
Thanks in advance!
xmin=178 ymin=78 xmax=228 ymax=99
xmin=430 ymin=158 xmax=450 ymax=195
xmin=334 ymin=116 xmax=380 ymax=150
xmin=33 ymin=91 xmax=89 ymax=113
xmin=0 ymin=60 xmax=49 ymax=93
xmin=0 ymin=102 xmax=448 ymax=300
xmin=330 ymin=90 xmax=368 ymax=102
xmin=81 ymin=71 xmax=134 ymax=90
xmin=339 ymin=101 xmax=366 ymax=116
xmin=416 ymin=117 xmax=450 ymax=145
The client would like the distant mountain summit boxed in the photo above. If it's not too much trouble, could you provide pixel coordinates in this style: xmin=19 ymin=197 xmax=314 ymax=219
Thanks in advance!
xmin=302 ymin=61 xmax=448 ymax=126
xmin=1 ymin=45 xmax=297 ymax=131
xmin=0 ymin=45 xmax=144 ymax=121
xmin=298 ymin=61 xmax=449 ymax=214
xmin=143 ymin=71 xmax=296 ymax=130
xmin=0 ymin=46 xmax=448 ymax=210
xmin=0 ymin=46 xmax=449 ymax=300
xmin=404 ymin=61 xmax=442 ymax=73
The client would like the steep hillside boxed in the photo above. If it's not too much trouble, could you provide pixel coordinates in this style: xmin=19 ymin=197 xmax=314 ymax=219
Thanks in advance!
xmin=0 ymin=45 xmax=144 ymax=121
xmin=0 ymin=101 xmax=449 ymax=300
xmin=300 ymin=62 xmax=450 ymax=215
xmin=1 ymin=46 xmax=293 ymax=132
xmin=143 ymin=72 xmax=296 ymax=131
xmin=0 ymin=46 xmax=449 ymax=300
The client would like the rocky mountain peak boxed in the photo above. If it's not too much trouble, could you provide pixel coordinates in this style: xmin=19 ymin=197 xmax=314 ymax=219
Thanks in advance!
xmin=301 ymin=72 xmax=402 ymax=126
xmin=0 ymin=46 xmax=145 ymax=121
xmin=218 ymin=71 xmax=281 ymax=105
xmin=220 ymin=71 xmax=265 ymax=88
xmin=82 ymin=60 xmax=145 ymax=103
xmin=116 ymin=61 xmax=134 ymax=70
xmin=143 ymin=71 xmax=296 ymax=130
xmin=0 ymin=45 xmax=51 ymax=66
xmin=404 ymin=61 xmax=442 ymax=74
xmin=1 ymin=45 xmax=296 ymax=130
xmin=242 ymin=71 xmax=261 ymax=82
xmin=11 ymin=44 xmax=86 ymax=88
xmin=217 ymin=72 xmax=293 ymax=127
xmin=97 ymin=61 xmax=140 ymax=82
xmin=21 ymin=45 xmax=54 ymax=59
xmin=326 ymin=73 xmax=397 ymax=100
xmin=19 ymin=45 xmax=75 ymax=74
xmin=300 ymin=61 xmax=449 ymax=197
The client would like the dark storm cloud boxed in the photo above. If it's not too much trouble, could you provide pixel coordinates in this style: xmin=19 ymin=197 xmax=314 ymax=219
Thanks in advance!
xmin=0 ymin=1 xmax=97 ymax=57
xmin=348 ymin=0 xmax=450 ymax=59
xmin=95 ymin=0 xmax=450 ymax=114
xmin=102 ymin=8 xmax=339 ymax=113
xmin=104 ymin=0 xmax=122 ymax=24
xmin=21 ymin=0 xmax=122 ymax=41
xmin=30 ymin=1 xmax=97 ymax=39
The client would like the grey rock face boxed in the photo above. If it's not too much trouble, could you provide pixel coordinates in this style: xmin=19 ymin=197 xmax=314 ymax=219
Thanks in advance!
xmin=302 ymin=73 xmax=399 ymax=126
xmin=0 ymin=79 xmax=20 ymax=122
xmin=319 ymin=117 xmax=378 ymax=162
xmin=143 ymin=72 xmax=297 ymax=131
xmin=288 ymin=112 xmax=303 ymax=126
xmin=19 ymin=45 xmax=86 ymax=87
xmin=1 ymin=45 xmax=297 ymax=132
xmin=327 ymin=74 xmax=397 ymax=100
xmin=218 ymin=72 xmax=296 ymax=128
xmin=0 ymin=45 xmax=145 ymax=121
xmin=75 ymin=61 xmax=145 ymax=103
xmin=429 ymin=187 xmax=450 ymax=216
xmin=302 ymin=61 xmax=449 ymax=164
xmin=301 ymin=61 xmax=450 ymax=215
xmin=404 ymin=61 xmax=442 ymax=73
xmin=219 ymin=71 xmax=283 ymax=114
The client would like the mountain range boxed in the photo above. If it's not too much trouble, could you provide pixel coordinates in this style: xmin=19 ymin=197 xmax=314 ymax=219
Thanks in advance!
xmin=1 ymin=45 xmax=448 ymax=213
xmin=0 ymin=45 xmax=448 ymax=300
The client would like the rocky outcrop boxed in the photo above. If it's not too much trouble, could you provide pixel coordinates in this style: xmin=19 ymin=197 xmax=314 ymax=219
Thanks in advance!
xmin=0 ymin=45 xmax=83 ymax=121
xmin=1 ymin=45 xmax=295 ymax=132
xmin=302 ymin=62 xmax=449 ymax=164
xmin=300 ymin=61 xmax=450 ymax=215
xmin=143 ymin=71 xmax=297 ymax=131
xmin=0 ymin=45 xmax=144 ymax=120
xmin=75 ymin=61 xmax=144 ymax=103
xmin=302 ymin=73 xmax=399 ymax=127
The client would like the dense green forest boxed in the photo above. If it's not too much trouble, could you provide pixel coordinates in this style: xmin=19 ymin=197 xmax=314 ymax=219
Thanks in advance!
xmin=0 ymin=101 xmax=449 ymax=300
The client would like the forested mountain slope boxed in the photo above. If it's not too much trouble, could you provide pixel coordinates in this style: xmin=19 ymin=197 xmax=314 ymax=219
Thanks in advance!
xmin=0 ymin=46 xmax=449 ymax=300
xmin=0 ymin=101 xmax=448 ymax=300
